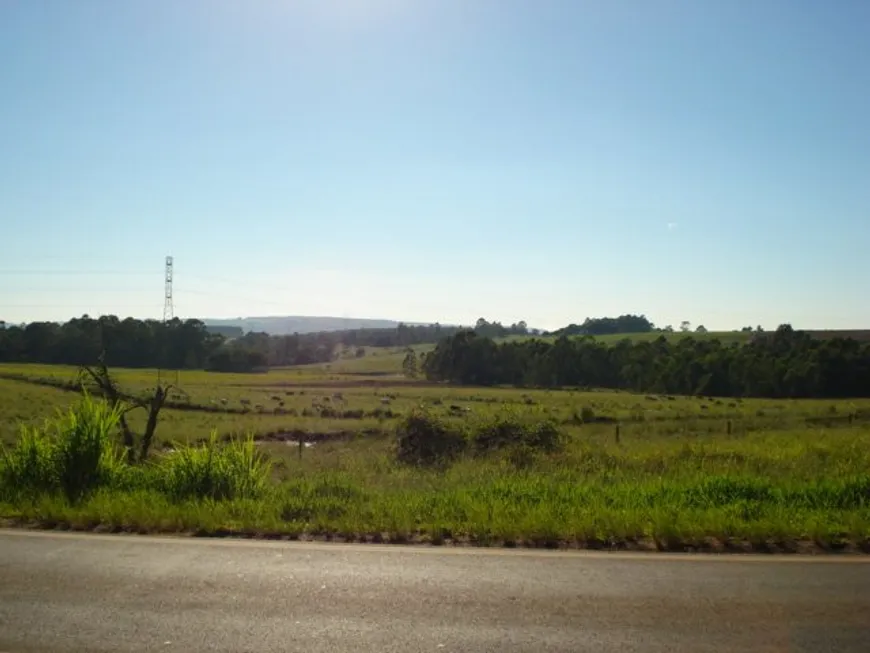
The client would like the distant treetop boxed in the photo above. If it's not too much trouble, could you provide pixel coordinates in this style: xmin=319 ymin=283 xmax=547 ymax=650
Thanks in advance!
xmin=551 ymin=314 xmax=655 ymax=337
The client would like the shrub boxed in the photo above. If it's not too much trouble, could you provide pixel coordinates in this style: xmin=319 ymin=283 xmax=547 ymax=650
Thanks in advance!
xmin=395 ymin=410 xmax=466 ymax=466
xmin=159 ymin=432 xmax=272 ymax=501
xmin=0 ymin=394 xmax=126 ymax=503
xmin=472 ymin=411 xmax=565 ymax=455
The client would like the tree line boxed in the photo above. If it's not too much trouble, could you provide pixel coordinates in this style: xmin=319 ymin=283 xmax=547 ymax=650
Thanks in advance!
xmin=0 ymin=315 xmax=526 ymax=372
xmin=422 ymin=325 xmax=870 ymax=398
xmin=0 ymin=316 xmax=368 ymax=371
xmin=0 ymin=316 xmax=225 ymax=369
xmin=201 ymin=321 xmax=531 ymax=370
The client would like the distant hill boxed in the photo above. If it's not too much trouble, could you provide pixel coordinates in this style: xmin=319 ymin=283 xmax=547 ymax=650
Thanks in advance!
xmin=204 ymin=325 xmax=245 ymax=339
xmin=201 ymin=315 xmax=427 ymax=336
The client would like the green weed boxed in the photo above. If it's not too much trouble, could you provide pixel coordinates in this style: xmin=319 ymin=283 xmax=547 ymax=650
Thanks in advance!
xmin=159 ymin=432 xmax=272 ymax=502
xmin=0 ymin=394 xmax=125 ymax=503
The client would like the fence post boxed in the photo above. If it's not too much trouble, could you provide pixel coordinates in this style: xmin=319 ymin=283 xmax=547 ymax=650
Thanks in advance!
xmin=727 ymin=419 xmax=732 ymax=435
xmin=615 ymin=424 xmax=621 ymax=444
xmin=298 ymin=436 xmax=304 ymax=460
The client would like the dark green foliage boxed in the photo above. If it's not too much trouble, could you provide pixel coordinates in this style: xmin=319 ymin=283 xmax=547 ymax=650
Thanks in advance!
xmin=0 ymin=317 xmax=467 ymax=371
xmin=395 ymin=409 xmax=564 ymax=467
xmin=552 ymin=314 xmax=654 ymax=337
xmin=471 ymin=318 xmax=530 ymax=339
xmin=317 ymin=318 xmax=527 ymax=350
xmin=329 ymin=322 xmax=463 ymax=348
xmin=0 ymin=316 xmax=225 ymax=369
xmin=472 ymin=412 xmax=565 ymax=455
xmin=395 ymin=410 xmax=467 ymax=466
xmin=0 ymin=315 xmax=536 ymax=372
xmin=425 ymin=325 xmax=870 ymax=398
xmin=402 ymin=348 xmax=419 ymax=378
xmin=205 ymin=347 xmax=268 ymax=372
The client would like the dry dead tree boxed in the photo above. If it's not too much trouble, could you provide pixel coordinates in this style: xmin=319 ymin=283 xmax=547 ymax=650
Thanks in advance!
xmin=78 ymin=354 xmax=178 ymax=463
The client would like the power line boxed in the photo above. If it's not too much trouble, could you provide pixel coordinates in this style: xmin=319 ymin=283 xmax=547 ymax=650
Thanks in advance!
xmin=1 ymin=304 xmax=163 ymax=309
xmin=7 ymin=288 xmax=164 ymax=293
xmin=1 ymin=268 xmax=298 ymax=295
xmin=0 ymin=270 xmax=155 ymax=276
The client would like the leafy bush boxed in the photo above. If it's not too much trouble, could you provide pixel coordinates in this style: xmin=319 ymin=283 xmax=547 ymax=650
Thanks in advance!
xmin=395 ymin=410 xmax=466 ymax=466
xmin=159 ymin=432 xmax=272 ymax=501
xmin=472 ymin=411 xmax=565 ymax=455
xmin=0 ymin=394 xmax=125 ymax=503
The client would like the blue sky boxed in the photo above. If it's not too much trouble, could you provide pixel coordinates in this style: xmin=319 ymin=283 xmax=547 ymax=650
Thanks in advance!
xmin=2 ymin=0 xmax=868 ymax=331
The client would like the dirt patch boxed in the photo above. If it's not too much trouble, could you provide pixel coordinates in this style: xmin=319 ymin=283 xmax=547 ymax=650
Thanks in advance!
xmin=229 ymin=379 xmax=437 ymax=390
xmin=205 ymin=427 xmax=386 ymax=446
xmin=805 ymin=410 xmax=870 ymax=428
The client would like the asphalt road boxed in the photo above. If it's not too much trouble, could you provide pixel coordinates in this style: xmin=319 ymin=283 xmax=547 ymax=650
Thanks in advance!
xmin=1 ymin=531 xmax=868 ymax=653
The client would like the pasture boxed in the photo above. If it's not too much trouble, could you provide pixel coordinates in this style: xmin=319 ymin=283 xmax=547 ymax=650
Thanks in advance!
xmin=1 ymin=359 xmax=869 ymax=551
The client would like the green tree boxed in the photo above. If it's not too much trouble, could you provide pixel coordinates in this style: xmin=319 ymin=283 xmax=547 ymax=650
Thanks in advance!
xmin=402 ymin=348 xmax=418 ymax=378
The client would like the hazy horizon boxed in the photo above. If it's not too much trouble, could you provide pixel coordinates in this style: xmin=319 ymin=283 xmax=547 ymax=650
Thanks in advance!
xmin=3 ymin=1 xmax=868 ymax=331
xmin=2 ymin=311 xmax=864 ymax=336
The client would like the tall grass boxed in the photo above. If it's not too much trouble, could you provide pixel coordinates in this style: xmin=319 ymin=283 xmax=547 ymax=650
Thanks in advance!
xmin=160 ymin=432 xmax=272 ymax=501
xmin=1 ymin=385 xmax=869 ymax=550
xmin=52 ymin=394 xmax=127 ymax=502
xmin=0 ymin=394 xmax=125 ymax=502
xmin=0 ymin=426 xmax=56 ymax=499
xmin=0 ymin=398 xmax=271 ymax=504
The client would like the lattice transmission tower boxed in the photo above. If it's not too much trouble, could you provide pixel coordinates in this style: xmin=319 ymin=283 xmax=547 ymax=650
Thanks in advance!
xmin=158 ymin=256 xmax=179 ymax=386
xmin=163 ymin=255 xmax=174 ymax=323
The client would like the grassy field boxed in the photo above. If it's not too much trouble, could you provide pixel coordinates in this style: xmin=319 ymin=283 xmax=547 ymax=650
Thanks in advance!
xmin=1 ymin=360 xmax=869 ymax=552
